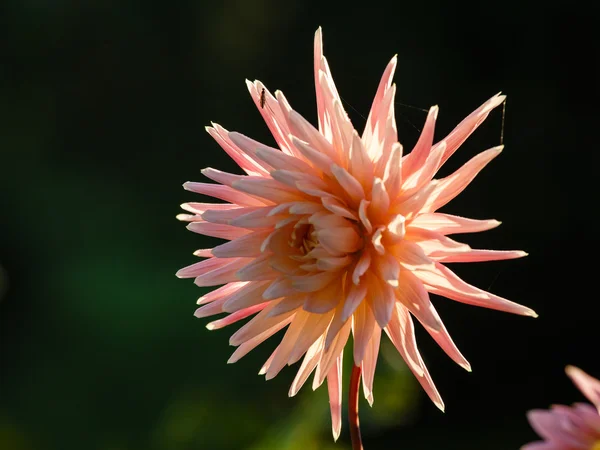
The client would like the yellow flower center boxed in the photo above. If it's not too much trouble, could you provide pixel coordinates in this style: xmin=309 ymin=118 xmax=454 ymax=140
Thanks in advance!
xmin=591 ymin=442 xmax=600 ymax=450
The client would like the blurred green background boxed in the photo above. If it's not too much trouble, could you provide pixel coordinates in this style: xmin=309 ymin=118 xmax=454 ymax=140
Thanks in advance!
xmin=1 ymin=1 xmax=598 ymax=449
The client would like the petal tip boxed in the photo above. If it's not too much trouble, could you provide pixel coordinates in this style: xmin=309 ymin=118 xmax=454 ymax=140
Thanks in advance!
xmin=525 ymin=309 xmax=538 ymax=318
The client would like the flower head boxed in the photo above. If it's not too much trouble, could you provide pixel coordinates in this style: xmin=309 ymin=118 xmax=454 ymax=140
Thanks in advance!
xmin=523 ymin=366 xmax=600 ymax=450
xmin=177 ymin=28 xmax=535 ymax=440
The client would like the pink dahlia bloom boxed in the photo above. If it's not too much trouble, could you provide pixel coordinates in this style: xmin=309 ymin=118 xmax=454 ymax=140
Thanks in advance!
xmin=523 ymin=367 xmax=600 ymax=450
xmin=177 ymin=28 xmax=536 ymax=439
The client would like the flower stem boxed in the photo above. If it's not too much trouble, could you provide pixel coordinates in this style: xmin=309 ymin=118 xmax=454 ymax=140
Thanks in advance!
xmin=349 ymin=364 xmax=364 ymax=450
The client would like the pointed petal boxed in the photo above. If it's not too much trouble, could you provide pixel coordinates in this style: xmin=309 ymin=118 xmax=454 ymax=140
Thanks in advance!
xmin=303 ymin=279 xmax=343 ymax=314
xmin=222 ymin=280 xmax=271 ymax=313
xmin=435 ymin=93 xmax=505 ymax=169
xmin=289 ymin=336 xmax=324 ymax=397
xmin=352 ymin=301 xmax=377 ymax=364
xmin=409 ymin=213 xmax=501 ymax=235
xmin=206 ymin=302 xmax=269 ymax=330
xmin=326 ymin=352 xmax=343 ymax=441
xmin=423 ymin=146 xmax=503 ymax=213
xmin=232 ymin=177 xmax=303 ymax=203
xmin=211 ymin=229 xmax=273 ymax=258
xmin=402 ymin=105 xmax=439 ymax=178
xmin=196 ymin=281 xmax=248 ymax=305
xmin=206 ymin=124 xmax=271 ymax=176
xmin=396 ymin=270 xmax=443 ymax=331
xmin=416 ymin=261 xmax=537 ymax=317
xmin=184 ymin=182 xmax=266 ymax=206
xmin=566 ymin=366 xmax=600 ymax=412
xmin=229 ymin=301 xmax=296 ymax=346
xmin=432 ymin=249 xmax=528 ymax=263
xmin=361 ymin=327 xmax=381 ymax=406
xmin=228 ymin=314 xmax=294 ymax=364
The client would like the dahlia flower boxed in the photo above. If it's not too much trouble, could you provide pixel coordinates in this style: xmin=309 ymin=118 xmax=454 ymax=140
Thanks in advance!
xmin=523 ymin=367 xmax=600 ymax=450
xmin=177 ymin=27 xmax=536 ymax=441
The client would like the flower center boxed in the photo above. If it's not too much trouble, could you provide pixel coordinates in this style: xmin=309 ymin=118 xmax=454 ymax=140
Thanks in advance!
xmin=591 ymin=442 xmax=600 ymax=450
xmin=289 ymin=223 xmax=319 ymax=255
xmin=300 ymin=225 xmax=319 ymax=255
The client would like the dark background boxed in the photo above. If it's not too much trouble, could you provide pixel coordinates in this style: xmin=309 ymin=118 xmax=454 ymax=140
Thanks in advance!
xmin=1 ymin=1 xmax=598 ymax=449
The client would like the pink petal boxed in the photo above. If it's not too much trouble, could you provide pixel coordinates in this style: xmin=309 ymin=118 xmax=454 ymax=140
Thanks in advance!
xmin=331 ymin=164 xmax=366 ymax=204
xmin=314 ymin=318 xmax=351 ymax=388
xmin=186 ymin=222 xmax=252 ymax=240
xmin=201 ymin=206 xmax=262 ymax=225
xmin=422 ymin=146 xmax=503 ymax=213
xmin=434 ymin=93 xmax=505 ymax=170
xmin=184 ymin=182 xmax=266 ymax=206
xmin=232 ymin=177 xmax=303 ymax=203
xmin=265 ymin=311 xmax=312 ymax=380
xmin=526 ymin=409 xmax=592 ymax=447
xmin=284 ymin=102 xmax=339 ymax=164
xmin=303 ymin=279 xmax=342 ymax=314
xmin=176 ymin=257 xmax=244 ymax=279
xmin=236 ymin=254 xmax=279 ymax=281
xmin=206 ymin=124 xmax=271 ymax=176
xmin=206 ymin=302 xmax=269 ymax=330
xmin=432 ymin=249 xmax=528 ymax=263
xmin=408 ymin=213 xmax=501 ymax=235
xmin=349 ymin=130 xmax=374 ymax=189
xmin=385 ymin=305 xmax=444 ymax=411
xmin=193 ymin=258 xmax=252 ymax=287
xmin=289 ymin=336 xmax=324 ymax=397
xmin=222 ymin=280 xmax=271 ymax=313
xmin=417 ymin=261 xmax=537 ymax=317
xmin=362 ymin=55 xmax=397 ymax=152
xmin=399 ymin=141 xmax=446 ymax=200
xmin=368 ymin=275 xmax=395 ymax=328
xmin=228 ymin=314 xmax=294 ymax=364
xmin=229 ymin=301 xmax=296 ymax=346
xmin=313 ymin=27 xmax=328 ymax=137
xmin=196 ymin=281 xmax=248 ymax=305
xmin=245 ymin=80 xmax=297 ymax=157
xmin=352 ymin=300 xmax=377 ymax=364
xmin=369 ymin=178 xmax=390 ymax=220
xmin=265 ymin=294 xmax=305 ymax=317
xmin=201 ymin=167 xmax=245 ymax=186
xmin=230 ymin=208 xmax=283 ymax=228
xmin=384 ymin=304 xmax=424 ymax=377
xmin=396 ymin=270 xmax=442 ymax=331
xmin=326 ymin=352 xmax=344 ymax=441
xmin=255 ymin=144 xmax=314 ymax=173
xmin=194 ymin=297 xmax=226 ymax=319
xmin=383 ymin=143 xmax=403 ymax=200
xmin=401 ymin=105 xmax=439 ymax=179
xmin=211 ymin=229 xmax=273 ymax=258
xmin=342 ymin=282 xmax=367 ymax=321
xmin=181 ymin=202 xmax=240 ymax=215
xmin=291 ymin=136 xmax=335 ymax=177
xmin=361 ymin=327 xmax=381 ymax=406
xmin=287 ymin=311 xmax=334 ymax=364
xmin=567 ymin=366 xmax=600 ymax=412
